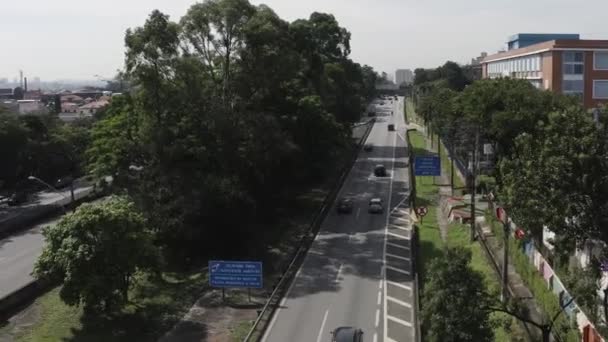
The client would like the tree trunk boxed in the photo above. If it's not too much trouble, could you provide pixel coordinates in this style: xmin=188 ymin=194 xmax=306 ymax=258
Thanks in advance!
xmin=542 ymin=327 xmax=550 ymax=342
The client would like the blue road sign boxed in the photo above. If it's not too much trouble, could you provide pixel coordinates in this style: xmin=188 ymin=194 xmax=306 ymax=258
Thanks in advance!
xmin=414 ymin=156 xmax=441 ymax=176
xmin=209 ymin=260 xmax=263 ymax=288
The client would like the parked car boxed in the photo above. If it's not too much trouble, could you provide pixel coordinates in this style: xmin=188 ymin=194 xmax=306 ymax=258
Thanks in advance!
xmin=374 ymin=164 xmax=387 ymax=177
xmin=368 ymin=111 xmax=376 ymax=117
xmin=8 ymin=192 xmax=28 ymax=206
xmin=336 ymin=197 xmax=354 ymax=214
xmin=363 ymin=144 xmax=373 ymax=152
xmin=368 ymin=198 xmax=383 ymax=214
xmin=388 ymin=124 xmax=395 ymax=131
xmin=331 ymin=327 xmax=363 ymax=342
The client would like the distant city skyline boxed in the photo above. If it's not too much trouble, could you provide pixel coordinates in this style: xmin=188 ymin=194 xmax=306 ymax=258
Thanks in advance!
xmin=3 ymin=0 xmax=608 ymax=79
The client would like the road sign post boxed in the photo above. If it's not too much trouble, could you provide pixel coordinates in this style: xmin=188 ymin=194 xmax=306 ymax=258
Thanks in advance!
xmin=416 ymin=206 xmax=428 ymax=223
xmin=414 ymin=156 xmax=440 ymax=176
xmin=209 ymin=261 xmax=263 ymax=302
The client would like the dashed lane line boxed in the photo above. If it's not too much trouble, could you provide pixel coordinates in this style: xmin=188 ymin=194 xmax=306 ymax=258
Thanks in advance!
xmin=315 ymin=310 xmax=329 ymax=342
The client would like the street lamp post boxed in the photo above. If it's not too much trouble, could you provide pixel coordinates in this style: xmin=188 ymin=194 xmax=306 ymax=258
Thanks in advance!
xmin=27 ymin=176 xmax=74 ymax=213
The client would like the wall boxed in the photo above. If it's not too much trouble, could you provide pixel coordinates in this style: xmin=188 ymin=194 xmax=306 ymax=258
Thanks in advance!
xmin=584 ymin=51 xmax=608 ymax=109
xmin=542 ymin=52 xmax=554 ymax=90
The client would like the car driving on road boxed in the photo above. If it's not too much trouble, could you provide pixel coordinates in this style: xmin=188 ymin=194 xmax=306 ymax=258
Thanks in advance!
xmin=363 ymin=144 xmax=373 ymax=152
xmin=336 ymin=197 xmax=354 ymax=214
xmin=368 ymin=198 xmax=383 ymax=214
xmin=331 ymin=327 xmax=363 ymax=342
xmin=374 ymin=164 xmax=387 ymax=177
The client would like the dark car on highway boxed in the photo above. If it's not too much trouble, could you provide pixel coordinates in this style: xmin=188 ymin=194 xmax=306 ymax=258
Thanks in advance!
xmin=388 ymin=124 xmax=395 ymax=131
xmin=367 ymin=111 xmax=376 ymax=117
xmin=55 ymin=176 xmax=74 ymax=189
xmin=336 ymin=197 xmax=354 ymax=214
xmin=363 ymin=144 xmax=373 ymax=152
xmin=374 ymin=164 xmax=387 ymax=177
xmin=368 ymin=198 xmax=383 ymax=214
xmin=331 ymin=327 xmax=363 ymax=342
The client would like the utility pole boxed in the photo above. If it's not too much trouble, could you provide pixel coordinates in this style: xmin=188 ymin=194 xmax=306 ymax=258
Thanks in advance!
xmin=470 ymin=127 xmax=479 ymax=242
xmin=501 ymin=209 xmax=509 ymax=303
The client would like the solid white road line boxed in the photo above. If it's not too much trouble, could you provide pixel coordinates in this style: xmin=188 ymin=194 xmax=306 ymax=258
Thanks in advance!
xmin=386 ymin=280 xmax=412 ymax=291
xmin=373 ymin=332 xmax=378 ymax=342
xmin=387 ymin=315 xmax=413 ymax=327
xmin=377 ymin=291 xmax=382 ymax=306
xmin=383 ymin=126 xmax=398 ymax=342
xmin=387 ymin=242 xmax=410 ymax=250
xmin=386 ymin=253 xmax=410 ymax=261
xmin=375 ymin=309 xmax=380 ymax=327
xmin=387 ymin=296 xmax=413 ymax=308
xmin=316 ymin=310 xmax=329 ymax=342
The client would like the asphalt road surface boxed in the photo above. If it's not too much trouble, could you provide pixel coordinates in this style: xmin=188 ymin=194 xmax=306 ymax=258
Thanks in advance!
xmin=262 ymin=97 xmax=416 ymax=342
xmin=0 ymin=197 xmax=105 ymax=299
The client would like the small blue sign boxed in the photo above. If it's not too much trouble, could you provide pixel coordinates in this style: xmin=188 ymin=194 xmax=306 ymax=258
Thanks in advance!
xmin=414 ymin=156 xmax=441 ymax=176
xmin=209 ymin=260 xmax=263 ymax=288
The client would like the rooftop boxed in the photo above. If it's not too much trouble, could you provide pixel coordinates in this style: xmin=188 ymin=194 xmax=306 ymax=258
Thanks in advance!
xmin=482 ymin=39 xmax=608 ymax=63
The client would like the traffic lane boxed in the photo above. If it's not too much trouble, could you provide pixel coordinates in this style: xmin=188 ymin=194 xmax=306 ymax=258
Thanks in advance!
xmin=0 ymin=218 xmax=59 ymax=298
xmin=263 ymin=119 xmax=394 ymax=342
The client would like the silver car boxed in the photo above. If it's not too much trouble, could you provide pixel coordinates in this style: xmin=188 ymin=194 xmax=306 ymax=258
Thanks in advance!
xmin=331 ymin=327 xmax=363 ymax=342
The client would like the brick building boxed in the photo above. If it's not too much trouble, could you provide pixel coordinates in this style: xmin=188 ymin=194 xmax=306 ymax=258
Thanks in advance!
xmin=481 ymin=35 xmax=608 ymax=109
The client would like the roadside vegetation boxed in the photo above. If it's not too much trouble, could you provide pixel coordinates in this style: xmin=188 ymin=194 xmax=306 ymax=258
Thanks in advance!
xmin=0 ymin=0 xmax=381 ymax=340
xmin=412 ymin=61 xmax=607 ymax=339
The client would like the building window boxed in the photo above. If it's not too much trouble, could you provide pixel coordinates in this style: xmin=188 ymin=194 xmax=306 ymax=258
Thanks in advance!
xmin=563 ymin=51 xmax=585 ymax=96
xmin=563 ymin=80 xmax=584 ymax=92
xmin=593 ymin=80 xmax=608 ymax=99
xmin=594 ymin=52 xmax=608 ymax=70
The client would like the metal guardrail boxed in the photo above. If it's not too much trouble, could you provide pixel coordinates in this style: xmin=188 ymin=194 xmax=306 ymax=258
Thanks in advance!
xmin=242 ymin=119 xmax=376 ymax=342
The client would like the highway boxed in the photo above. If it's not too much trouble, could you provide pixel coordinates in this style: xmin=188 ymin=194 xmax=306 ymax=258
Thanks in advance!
xmin=262 ymin=96 xmax=415 ymax=342
xmin=0 ymin=217 xmax=59 ymax=298
xmin=0 ymin=196 xmax=104 ymax=299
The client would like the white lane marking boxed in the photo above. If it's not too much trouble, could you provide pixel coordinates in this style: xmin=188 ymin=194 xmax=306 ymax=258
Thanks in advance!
xmin=262 ymin=268 xmax=301 ymax=341
xmin=386 ymin=280 xmax=412 ymax=291
xmin=375 ymin=309 xmax=380 ymax=327
xmin=373 ymin=332 xmax=378 ymax=342
xmin=387 ymin=231 xmax=409 ymax=239
xmin=335 ymin=264 xmax=343 ymax=282
xmin=378 ymin=279 xmax=383 ymax=289
xmin=356 ymin=207 xmax=361 ymax=219
xmin=387 ymin=315 xmax=413 ymax=327
xmin=387 ymin=242 xmax=410 ymax=250
xmin=388 ymin=224 xmax=411 ymax=231
xmin=383 ymin=125 xmax=398 ymax=342
xmin=377 ymin=291 xmax=382 ymax=306
xmin=387 ymin=296 xmax=413 ymax=308
xmin=386 ymin=253 xmax=410 ymax=261
xmin=316 ymin=310 xmax=329 ymax=342
xmin=385 ymin=265 xmax=410 ymax=275
xmin=390 ymin=216 xmax=411 ymax=223
xmin=386 ymin=337 xmax=399 ymax=342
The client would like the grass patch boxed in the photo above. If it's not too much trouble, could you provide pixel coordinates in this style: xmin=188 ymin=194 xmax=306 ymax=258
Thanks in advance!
xmin=447 ymin=223 xmax=526 ymax=342
xmin=230 ymin=320 xmax=253 ymax=342
xmin=486 ymin=215 xmax=581 ymax=342
xmin=12 ymin=271 xmax=208 ymax=342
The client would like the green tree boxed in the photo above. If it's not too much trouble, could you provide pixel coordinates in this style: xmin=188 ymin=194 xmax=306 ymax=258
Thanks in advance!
xmin=499 ymin=107 xmax=608 ymax=243
xmin=0 ymin=113 xmax=28 ymax=189
xmin=34 ymin=196 xmax=158 ymax=314
xmin=422 ymin=247 xmax=495 ymax=342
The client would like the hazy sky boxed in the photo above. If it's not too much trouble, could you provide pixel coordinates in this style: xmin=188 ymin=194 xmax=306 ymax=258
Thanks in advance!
xmin=2 ymin=0 xmax=608 ymax=81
